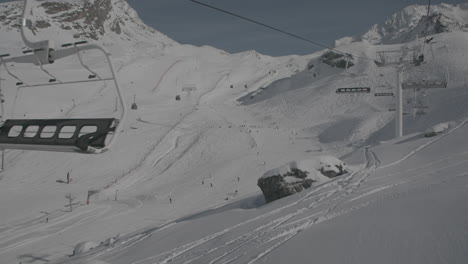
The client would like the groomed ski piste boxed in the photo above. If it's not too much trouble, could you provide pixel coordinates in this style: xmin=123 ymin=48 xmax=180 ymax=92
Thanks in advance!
xmin=0 ymin=1 xmax=468 ymax=263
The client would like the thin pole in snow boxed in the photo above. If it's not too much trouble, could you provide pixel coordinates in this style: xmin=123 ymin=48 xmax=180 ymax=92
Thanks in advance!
xmin=1 ymin=150 xmax=4 ymax=172
xmin=396 ymin=68 xmax=403 ymax=138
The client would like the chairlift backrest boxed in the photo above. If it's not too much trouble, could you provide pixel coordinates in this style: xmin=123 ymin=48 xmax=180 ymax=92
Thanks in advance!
xmin=0 ymin=119 xmax=116 ymax=153
xmin=375 ymin=49 xmax=418 ymax=67
xmin=401 ymin=65 xmax=449 ymax=89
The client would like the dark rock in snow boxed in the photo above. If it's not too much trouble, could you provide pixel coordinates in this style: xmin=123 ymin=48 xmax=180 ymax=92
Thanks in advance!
xmin=320 ymin=51 xmax=354 ymax=69
xmin=320 ymin=163 xmax=347 ymax=178
xmin=258 ymin=157 xmax=348 ymax=203
xmin=257 ymin=168 xmax=316 ymax=203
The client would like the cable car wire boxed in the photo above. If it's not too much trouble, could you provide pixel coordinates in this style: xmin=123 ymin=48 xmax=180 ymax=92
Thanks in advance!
xmin=188 ymin=0 xmax=376 ymax=62
xmin=422 ymin=0 xmax=432 ymax=53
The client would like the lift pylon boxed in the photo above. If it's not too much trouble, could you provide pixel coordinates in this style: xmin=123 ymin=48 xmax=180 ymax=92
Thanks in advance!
xmin=375 ymin=48 xmax=420 ymax=138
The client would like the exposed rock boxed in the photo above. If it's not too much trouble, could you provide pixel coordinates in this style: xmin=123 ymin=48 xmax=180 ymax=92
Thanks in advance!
xmin=0 ymin=0 xmax=176 ymax=52
xmin=320 ymin=51 xmax=354 ymax=69
xmin=110 ymin=18 xmax=122 ymax=34
xmin=35 ymin=20 xmax=51 ymax=29
xmin=349 ymin=4 xmax=468 ymax=45
xmin=257 ymin=169 xmax=316 ymax=203
xmin=41 ymin=2 xmax=73 ymax=15
xmin=320 ymin=163 xmax=347 ymax=178
xmin=257 ymin=157 xmax=349 ymax=203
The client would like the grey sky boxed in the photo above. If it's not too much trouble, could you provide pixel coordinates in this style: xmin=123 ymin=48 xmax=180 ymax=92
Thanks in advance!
xmin=1 ymin=0 xmax=466 ymax=55
xmin=126 ymin=0 xmax=465 ymax=55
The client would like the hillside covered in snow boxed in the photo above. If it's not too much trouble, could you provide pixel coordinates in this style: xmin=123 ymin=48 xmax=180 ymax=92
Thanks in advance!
xmin=336 ymin=3 xmax=468 ymax=46
xmin=0 ymin=1 xmax=468 ymax=264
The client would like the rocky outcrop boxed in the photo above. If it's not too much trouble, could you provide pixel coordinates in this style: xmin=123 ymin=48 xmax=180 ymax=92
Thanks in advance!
xmin=320 ymin=51 xmax=354 ymax=69
xmin=346 ymin=3 xmax=468 ymax=45
xmin=39 ymin=0 xmax=114 ymax=40
xmin=320 ymin=163 xmax=347 ymax=178
xmin=257 ymin=157 xmax=349 ymax=203
xmin=0 ymin=0 xmax=176 ymax=48
xmin=257 ymin=168 xmax=315 ymax=203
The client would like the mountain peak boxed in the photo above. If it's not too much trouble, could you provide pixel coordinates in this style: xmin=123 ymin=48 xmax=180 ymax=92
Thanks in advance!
xmin=337 ymin=3 xmax=468 ymax=46
xmin=0 ymin=0 xmax=176 ymax=52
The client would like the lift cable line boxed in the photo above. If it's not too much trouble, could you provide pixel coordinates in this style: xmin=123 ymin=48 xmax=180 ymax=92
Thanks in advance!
xmin=188 ymin=0 xmax=375 ymax=62
xmin=422 ymin=0 xmax=432 ymax=53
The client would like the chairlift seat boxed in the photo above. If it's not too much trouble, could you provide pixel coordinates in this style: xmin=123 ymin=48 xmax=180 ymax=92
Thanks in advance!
xmin=402 ymin=80 xmax=447 ymax=89
xmin=414 ymin=105 xmax=429 ymax=109
xmin=0 ymin=118 xmax=116 ymax=153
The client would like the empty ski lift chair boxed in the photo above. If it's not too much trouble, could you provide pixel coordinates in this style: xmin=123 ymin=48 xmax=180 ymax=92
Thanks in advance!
xmin=0 ymin=0 xmax=126 ymax=154
xmin=401 ymin=65 xmax=449 ymax=90
xmin=402 ymin=65 xmax=448 ymax=117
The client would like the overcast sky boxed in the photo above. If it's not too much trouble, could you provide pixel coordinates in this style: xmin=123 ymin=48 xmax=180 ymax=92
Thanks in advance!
xmin=126 ymin=0 xmax=465 ymax=56
xmin=1 ymin=0 xmax=466 ymax=55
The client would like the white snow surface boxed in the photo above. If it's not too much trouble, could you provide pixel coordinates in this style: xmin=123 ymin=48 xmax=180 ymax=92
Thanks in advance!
xmin=262 ymin=156 xmax=345 ymax=184
xmin=73 ymin=241 xmax=100 ymax=256
xmin=425 ymin=122 xmax=451 ymax=135
xmin=0 ymin=1 xmax=467 ymax=264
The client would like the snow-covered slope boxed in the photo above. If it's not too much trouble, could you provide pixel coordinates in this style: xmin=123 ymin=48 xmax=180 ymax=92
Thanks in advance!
xmin=336 ymin=3 xmax=468 ymax=46
xmin=0 ymin=1 xmax=467 ymax=264
xmin=61 ymin=122 xmax=468 ymax=264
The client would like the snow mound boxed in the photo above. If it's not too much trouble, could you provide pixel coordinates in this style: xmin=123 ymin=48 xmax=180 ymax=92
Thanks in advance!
xmin=262 ymin=155 xmax=348 ymax=181
xmin=73 ymin=241 xmax=100 ymax=256
xmin=424 ymin=122 xmax=453 ymax=137
xmin=258 ymin=156 xmax=348 ymax=203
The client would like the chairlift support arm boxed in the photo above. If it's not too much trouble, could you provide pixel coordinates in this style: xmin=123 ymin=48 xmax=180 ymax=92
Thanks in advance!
xmin=0 ymin=57 xmax=29 ymax=86
xmin=74 ymin=45 xmax=101 ymax=80
xmin=20 ymin=0 xmax=55 ymax=65
xmin=33 ymin=53 xmax=61 ymax=83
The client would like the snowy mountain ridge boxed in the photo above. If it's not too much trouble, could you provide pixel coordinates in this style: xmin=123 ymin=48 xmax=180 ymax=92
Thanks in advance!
xmin=0 ymin=0 xmax=176 ymax=54
xmin=336 ymin=3 xmax=468 ymax=46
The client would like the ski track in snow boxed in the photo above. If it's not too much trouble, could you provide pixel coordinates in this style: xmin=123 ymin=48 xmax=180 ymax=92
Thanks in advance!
xmin=152 ymin=60 xmax=183 ymax=93
xmin=23 ymin=74 xmax=468 ymax=264
xmin=103 ymin=71 xmax=229 ymax=192
xmin=100 ymin=118 xmax=467 ymax=264
xmin=0 ymin=204 xmax=111 ymax=254
xmin=380 ymin=115 xmax=468 ymax=169
xmin=11 ymin=70 xmax=234 ymax=264
xmin=102 ymin=148 xmax=378 ymax=264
